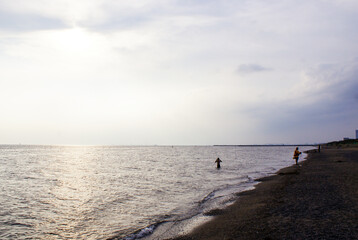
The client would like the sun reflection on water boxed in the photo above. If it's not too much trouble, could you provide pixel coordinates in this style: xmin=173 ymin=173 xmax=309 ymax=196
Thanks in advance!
xmin=40 ymin=146 xmax=100 ymax=238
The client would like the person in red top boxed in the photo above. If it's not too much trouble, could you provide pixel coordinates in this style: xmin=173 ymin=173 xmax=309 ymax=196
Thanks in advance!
xmin=293 ymin=147 xmax=302 ymax=165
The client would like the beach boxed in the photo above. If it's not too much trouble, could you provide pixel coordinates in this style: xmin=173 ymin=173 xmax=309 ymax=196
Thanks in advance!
xmin=171 ymin=147 xmax=358 ymax=240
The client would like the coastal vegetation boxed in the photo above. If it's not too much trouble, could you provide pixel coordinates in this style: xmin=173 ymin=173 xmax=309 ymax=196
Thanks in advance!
xmin=325 ymin=139 xmax=358 ymax=148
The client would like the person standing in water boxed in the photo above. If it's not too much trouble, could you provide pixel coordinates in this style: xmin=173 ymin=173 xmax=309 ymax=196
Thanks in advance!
xmin=293 ymin=147 xmax=302 ymax=165
xmin=215 ymin=158 xmax=222 ymax=168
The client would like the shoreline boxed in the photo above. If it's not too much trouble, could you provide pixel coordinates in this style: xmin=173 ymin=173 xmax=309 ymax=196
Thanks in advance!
xmin=135 ymin=148 xmax=312 ymax=240
xmin=169 ymin=147 xmax=358 ymax=239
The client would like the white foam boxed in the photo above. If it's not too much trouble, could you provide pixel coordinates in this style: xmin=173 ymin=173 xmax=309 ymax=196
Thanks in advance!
xmin=124 ymin=225 xmax=156 ymax=240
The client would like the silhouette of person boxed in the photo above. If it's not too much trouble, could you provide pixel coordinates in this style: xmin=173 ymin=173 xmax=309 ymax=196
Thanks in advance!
xmin=293 ymin=147 xmax=302 ymax=165
xmin=215 ymin=158 xmax=222 ymax=168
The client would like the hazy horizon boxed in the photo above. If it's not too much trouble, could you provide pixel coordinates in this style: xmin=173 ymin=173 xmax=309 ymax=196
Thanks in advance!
xmin=0 ymin=142 xmax=337 ymax=147
xmin=1 ymin=0 xmax=358 ymax=145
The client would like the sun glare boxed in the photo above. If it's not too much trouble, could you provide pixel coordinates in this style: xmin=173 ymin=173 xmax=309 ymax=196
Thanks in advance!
xmin=50 ymin=28 xmax=100 ymax=53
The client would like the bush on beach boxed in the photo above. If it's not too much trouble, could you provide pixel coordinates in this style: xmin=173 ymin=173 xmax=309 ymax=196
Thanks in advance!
xmin=324 ymin=139 xmax=358 ymax=148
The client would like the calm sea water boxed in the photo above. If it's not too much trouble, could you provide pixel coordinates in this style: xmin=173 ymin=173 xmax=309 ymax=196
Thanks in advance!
xmin=0 ymin=145 xmax=312 ymax=239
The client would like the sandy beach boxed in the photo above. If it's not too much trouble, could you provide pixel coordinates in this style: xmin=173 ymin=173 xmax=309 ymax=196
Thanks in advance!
xmin=171 ymin=147 xmax=358 ymax=240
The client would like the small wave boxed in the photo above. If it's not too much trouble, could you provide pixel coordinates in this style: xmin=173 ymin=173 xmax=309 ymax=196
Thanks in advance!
xmin=199 ymin=191 xmax=215 ymax=205
xmin=4 ymin=221 xmax=33 ymax=228
xmin=199 ymin=178 xmax=252 ymax=205
xmin=116 ymin=178 xmax=261 ymax=240
xmin=23 ymin=176 xmax=38 ymax=180
xmin=246 ymin=175 xmax=254 ymax=182
xmin=117 ymin=222 xmax=163 ymax=240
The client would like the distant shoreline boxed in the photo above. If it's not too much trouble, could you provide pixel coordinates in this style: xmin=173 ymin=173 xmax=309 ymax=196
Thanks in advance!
xmin=213 ymin=144 xmax=318 ymax=147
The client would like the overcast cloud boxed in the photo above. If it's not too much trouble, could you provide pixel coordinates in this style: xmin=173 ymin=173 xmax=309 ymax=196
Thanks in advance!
xmin=0 ymin=0 xmax=357 ymax=145
xmin=236 ymin=64 xmax=271 ymax=74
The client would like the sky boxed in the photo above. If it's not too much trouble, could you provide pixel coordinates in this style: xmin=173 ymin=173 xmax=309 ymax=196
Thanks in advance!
xmin=0 ymin=0 xmax=357 ymax=145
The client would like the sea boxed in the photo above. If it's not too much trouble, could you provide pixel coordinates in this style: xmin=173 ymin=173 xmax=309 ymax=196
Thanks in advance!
xmin=0 ymin=145 xmax=313 ymax=239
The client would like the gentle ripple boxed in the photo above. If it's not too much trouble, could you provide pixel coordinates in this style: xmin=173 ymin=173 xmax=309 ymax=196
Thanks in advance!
xmin=0 ymin=145 xmax=313 ymax=239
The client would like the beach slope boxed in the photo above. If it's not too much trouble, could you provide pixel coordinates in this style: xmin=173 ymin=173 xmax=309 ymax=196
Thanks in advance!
xmin=172 ymin=148 xmax=358 ymax=239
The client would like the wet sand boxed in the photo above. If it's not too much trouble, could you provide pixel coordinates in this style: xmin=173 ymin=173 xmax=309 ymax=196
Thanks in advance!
xmin=170 ymin=148 xmax=358 ymax=240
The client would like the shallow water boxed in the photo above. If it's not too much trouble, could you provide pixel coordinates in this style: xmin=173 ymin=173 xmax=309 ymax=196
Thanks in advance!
xmin=0 ymin=145 xmax=312 ymax=239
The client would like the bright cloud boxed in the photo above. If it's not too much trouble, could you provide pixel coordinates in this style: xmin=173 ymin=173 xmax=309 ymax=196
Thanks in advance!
xmin=0 ymin=0 xmax=357 ymax=145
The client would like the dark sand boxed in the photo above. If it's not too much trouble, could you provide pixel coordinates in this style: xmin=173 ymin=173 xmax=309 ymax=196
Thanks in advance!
xmin=171 ymin=148 xmax=358 ymax=240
